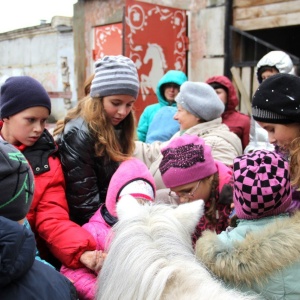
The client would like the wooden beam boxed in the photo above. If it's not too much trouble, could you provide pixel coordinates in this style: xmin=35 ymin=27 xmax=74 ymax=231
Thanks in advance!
xmin=234 ymin=12 xmax=300 ymax=30
xmin=231 ymin=67 xmax=252 ymax=115
xmin=234 ymin=0 xmax=300 ymax=21
xmin=233 ymin=0 xmax=285 ymax=8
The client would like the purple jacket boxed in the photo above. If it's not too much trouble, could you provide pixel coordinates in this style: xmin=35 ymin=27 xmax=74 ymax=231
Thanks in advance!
xmin=60 ymin=206 xmax=110 ymax=300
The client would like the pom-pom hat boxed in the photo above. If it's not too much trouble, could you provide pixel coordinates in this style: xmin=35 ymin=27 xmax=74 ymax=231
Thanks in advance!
xmin=159 ymin=135 xmax=217 ymax=188
xmin=233 ymin=150 xmax=291 ymax=220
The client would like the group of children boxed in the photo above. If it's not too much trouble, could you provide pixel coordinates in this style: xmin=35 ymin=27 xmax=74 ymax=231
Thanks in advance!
xmin=1 ymin=53 xmax=300 ymax=299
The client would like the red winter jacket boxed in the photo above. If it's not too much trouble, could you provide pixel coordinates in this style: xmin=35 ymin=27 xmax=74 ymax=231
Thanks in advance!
xmin=206 ymin=75 xmax=250 ymax=150
xmin=7 ymin=127 xmax=97 ymax=268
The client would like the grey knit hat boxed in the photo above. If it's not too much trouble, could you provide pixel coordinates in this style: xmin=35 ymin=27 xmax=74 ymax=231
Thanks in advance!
xmin=0 ymin=140 xmax=34 ymax=221
xmin=175 ymin=81 xmax=225 ymax=121
xmin=90 ymin=55 xmax=139 ymax=99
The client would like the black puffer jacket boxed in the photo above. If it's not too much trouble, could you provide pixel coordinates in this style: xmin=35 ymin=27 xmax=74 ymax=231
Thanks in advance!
xmin=0 ymin=217 xmax=77 ymax=300
xmin=57 ymin=117 xmax=119 ymax=225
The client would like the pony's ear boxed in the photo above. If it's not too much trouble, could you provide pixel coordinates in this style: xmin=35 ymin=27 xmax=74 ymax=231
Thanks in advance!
xmin=116 ymin=195 xmax=143 ymax=220
xmin=173 ymin=200 xmax=205 ymax=234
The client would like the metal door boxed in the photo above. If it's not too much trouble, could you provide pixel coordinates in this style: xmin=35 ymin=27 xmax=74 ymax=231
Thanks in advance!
xmin=93 ymin=1 xmax=188 ymax=121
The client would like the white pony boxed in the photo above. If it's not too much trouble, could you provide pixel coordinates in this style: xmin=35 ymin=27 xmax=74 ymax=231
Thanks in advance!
xmin=96 ymin=196 xmax=260 ymax=300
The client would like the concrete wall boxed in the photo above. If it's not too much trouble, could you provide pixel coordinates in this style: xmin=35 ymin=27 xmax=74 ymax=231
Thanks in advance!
xmin=0 ymin=17 xmax=75 ymax=121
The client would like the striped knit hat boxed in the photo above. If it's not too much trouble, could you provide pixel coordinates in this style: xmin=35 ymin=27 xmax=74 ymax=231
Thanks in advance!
xmin=90 ymin=55 xmax=139 ymax=99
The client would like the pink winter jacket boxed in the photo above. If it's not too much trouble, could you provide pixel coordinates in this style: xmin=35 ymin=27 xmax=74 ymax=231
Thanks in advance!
xmin=60 ymin=206 xmax=111 ymax=300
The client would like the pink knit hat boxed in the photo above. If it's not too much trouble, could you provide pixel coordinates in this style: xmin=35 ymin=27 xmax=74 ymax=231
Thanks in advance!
xmin=105 ymin=158 xmax=156 ymax=217
xmin=159 ymin=135 xmax=217 ymax=188
xmin=233 ymin=150 xmax=291 ymax=220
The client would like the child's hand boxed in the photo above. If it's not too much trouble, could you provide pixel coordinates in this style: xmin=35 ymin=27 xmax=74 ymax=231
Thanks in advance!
xmin=80 ymin=250 xmax=106 ymax=273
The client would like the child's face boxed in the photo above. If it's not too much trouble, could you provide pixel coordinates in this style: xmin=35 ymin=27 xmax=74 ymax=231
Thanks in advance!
xmin=174 ymin=104 xmax=200 ymax=131
xmin=258 ymin=121 xmax=300 ymax=150
xmin=169 ymin=176 xmax=213 ymax=204
xmin=261 ymin=69 xmax=279 ymax=82
xmin=103 ymin=95 xmax=136 ymax=126
xmin=214 ymin=88 xmax=228 ymax=105
xmin=1 ymin=106 xmax=49 ymax=146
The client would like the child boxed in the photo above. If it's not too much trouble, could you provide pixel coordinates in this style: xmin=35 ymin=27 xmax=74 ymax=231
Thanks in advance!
xmin=0 ymin=140 xmax=77 ymax=299
xmin=159 ymin=134 xmax=233 ymax=241
xmin=206 ymin=75 xmax=250 ymax=150
xmin=61 ymin=157 xmax=156 ymax=300
xmin=244 ymin=50 xmax=294 ymax=153
xmin=54 ymin=55 xmax=140 ymax=226
xmin=251 ymin=73 xmax=300 ymax=213
xmin=137 ymin=70 xmax=187 ymax=142
xmin=196 ymin=149 xmax=300 ymax=299
xmin=0 ymin=76 xmax=98 ymax=270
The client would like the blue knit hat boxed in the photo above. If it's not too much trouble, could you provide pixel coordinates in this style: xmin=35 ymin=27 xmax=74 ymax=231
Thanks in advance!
xmin=90 ymin=55 xmax=139 ymax=99
xmin=0 ymin=76 xmax=51 ymax=119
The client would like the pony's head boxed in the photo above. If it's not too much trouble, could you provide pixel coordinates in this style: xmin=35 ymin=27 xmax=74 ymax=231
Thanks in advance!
xmin=97 ymin=196 xmax=259 ymax=300
xmin=117 ymin=195 xmax=204 ymax=235
xmin=97 ymin=196 xmax=204 ymax=299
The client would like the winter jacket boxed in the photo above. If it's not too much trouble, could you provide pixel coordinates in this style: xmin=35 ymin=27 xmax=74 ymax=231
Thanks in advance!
xmin=57 ymin=117 xmax=119 ymax=225
xmin=145 ymin=106 xmax=179 ymax=143
xmin=206 ymin=75 xmax=250 ymax=150
xmin=196 ymin=212 xmax=300 ymax=299
xmin=134 ymin=118 xmax=242 ymax=189
xmin=244 ymin=117 xmax=275 ymax=153
xmin=2 ymin=125 xmax=97 ymax=269
xmin=61 ymin=207 xmax=110 ymax=300
xmin=137 ymin=70 xmax=187 ymax=142
xmin=61 ymin=157 xmax=156 ymax=300
xmin=0 ymin=216 xmax=77 ymax=300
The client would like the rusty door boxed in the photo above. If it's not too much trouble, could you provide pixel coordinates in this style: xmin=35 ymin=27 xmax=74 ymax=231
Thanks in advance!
xmin=124 ymin=0 xmax=188 ymax=120
xmin=93 ymin=23 xmax=123 ymax=61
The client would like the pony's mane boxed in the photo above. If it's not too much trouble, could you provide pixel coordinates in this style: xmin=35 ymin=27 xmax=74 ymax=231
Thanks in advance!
xmin=97 ymin=199 xmax=259 ymax=300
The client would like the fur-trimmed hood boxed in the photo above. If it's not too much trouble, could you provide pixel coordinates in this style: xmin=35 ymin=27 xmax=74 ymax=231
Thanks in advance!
xmin=196 ymin=211 xmax=300 ymax=292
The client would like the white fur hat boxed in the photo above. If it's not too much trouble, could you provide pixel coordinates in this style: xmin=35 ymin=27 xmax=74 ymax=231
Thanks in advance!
xmin=175 ymin=81 xmax=224 ymax=121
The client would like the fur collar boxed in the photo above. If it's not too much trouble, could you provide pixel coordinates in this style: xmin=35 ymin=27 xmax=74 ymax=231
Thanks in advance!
xmin=196 ymin=211 xmax=300 ymax=287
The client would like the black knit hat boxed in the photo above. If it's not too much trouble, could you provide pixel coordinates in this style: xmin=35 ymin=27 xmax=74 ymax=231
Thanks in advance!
xmin=252 ymin=73 xmax=300 ymax=124
xmin=0 ymin=76 xmax=51 ymax=119
xmin=0 ymin=140 xmax=34 ymax=221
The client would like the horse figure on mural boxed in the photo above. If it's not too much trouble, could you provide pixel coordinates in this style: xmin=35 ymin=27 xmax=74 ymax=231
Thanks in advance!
xmin=96 ymin=196 xmax=259 ymax=300
xmin=140 ymin=43 xmax=168 ymax=100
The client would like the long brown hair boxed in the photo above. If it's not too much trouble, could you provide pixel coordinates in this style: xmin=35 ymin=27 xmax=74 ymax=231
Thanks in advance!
xmin=289 ymin=137 xmax=300 ymax=188
xmin=53 ymin=95 xmax=136 ymax=162
xmin=205 ymin=173 xmax=219 ymax=225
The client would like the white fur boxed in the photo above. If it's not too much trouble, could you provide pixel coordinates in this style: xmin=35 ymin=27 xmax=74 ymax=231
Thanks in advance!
xmin=97 ymin=196 xmax=259 ymax=300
